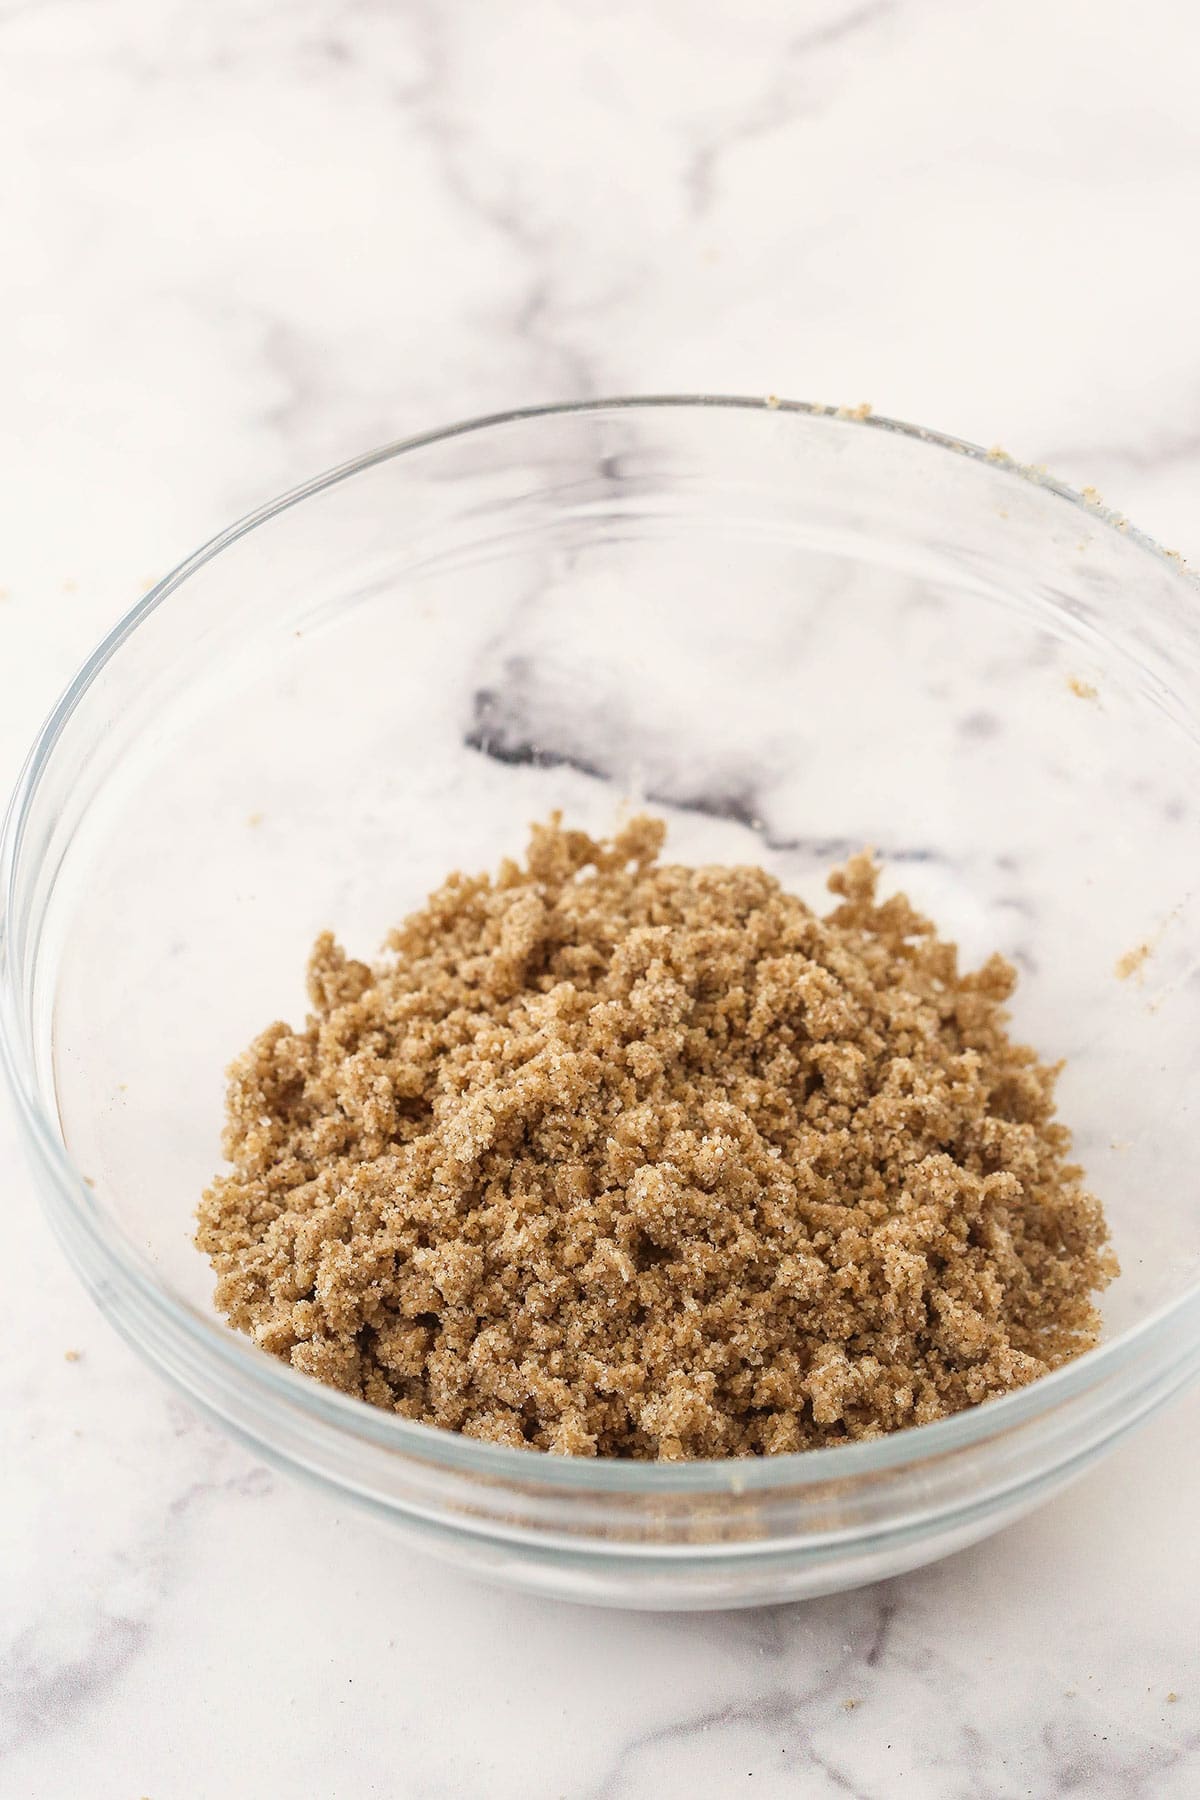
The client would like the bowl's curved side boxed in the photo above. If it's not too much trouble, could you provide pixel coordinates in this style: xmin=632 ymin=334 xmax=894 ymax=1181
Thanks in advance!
xmin=3 ymin=397 xmax=1200 ymax=1610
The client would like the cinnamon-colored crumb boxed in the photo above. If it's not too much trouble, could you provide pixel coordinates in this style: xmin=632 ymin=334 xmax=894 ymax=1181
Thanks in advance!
xmin=1115 ymin=942 xmax=1151 ymax=981
xmin=197 ymin=816 xmax=1115 ymax=1460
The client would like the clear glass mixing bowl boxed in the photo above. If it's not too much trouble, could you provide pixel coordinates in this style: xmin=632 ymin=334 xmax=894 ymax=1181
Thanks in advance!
xmin=3 ymin=398 xmax=1200 ymax=1609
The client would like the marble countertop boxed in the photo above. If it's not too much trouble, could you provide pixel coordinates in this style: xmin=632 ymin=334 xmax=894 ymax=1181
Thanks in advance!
xmin=3 ymin=1 xmax=1200 ymax=1794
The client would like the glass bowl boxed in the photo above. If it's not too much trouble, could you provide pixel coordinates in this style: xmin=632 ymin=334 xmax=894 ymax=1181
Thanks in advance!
xmin=3 ymin=397 xmax=1200 ymax=1610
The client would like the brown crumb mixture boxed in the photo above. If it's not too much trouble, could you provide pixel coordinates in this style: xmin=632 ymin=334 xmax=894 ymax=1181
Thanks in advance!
xmin=197 ymin=816 xmax=1115 ymax=1460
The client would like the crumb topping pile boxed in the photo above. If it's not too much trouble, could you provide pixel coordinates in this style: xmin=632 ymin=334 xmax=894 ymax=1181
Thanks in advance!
xmin=197 ymin=817 xmax=1113 ymax=1459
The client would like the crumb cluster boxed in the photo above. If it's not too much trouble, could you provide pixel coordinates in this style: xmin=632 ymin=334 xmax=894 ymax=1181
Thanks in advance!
xmin=197 ymin=816 xmax=1114 ymax=1459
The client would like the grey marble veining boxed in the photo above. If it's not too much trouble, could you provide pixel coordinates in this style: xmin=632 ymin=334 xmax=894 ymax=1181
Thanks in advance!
xmin=2 ymin=0 xmax=1200 ymax=1794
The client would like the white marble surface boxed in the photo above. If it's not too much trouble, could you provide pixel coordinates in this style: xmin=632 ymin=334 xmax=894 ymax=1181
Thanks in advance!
xmin=3 ymin=0 xmax=1200 ymax=1793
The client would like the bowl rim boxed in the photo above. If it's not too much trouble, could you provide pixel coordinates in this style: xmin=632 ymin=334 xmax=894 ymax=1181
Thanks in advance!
xmin=3 ymin=392 xmax=1199 ymax=1497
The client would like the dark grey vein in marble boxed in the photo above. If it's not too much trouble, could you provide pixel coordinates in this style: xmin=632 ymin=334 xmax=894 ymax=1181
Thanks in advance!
xmin=465 ymin=675 xmax=940 ymax=866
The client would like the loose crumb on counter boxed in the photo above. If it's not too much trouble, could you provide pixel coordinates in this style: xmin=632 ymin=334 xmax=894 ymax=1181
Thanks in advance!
xmin=197 ymin=815 xmax=1115 ymax=1459
xmin=1115 ymin=943 xmax=1151 ymax=982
